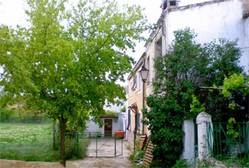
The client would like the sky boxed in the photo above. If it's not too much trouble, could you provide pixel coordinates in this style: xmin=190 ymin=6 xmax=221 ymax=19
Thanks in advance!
xmin=0 ymin=0 xmax=162 ymax=61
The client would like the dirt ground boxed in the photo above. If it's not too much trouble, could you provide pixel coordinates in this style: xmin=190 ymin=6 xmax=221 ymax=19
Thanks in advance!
xmin=0 ymin=160 xmax=63 ymax=168
xmin=0 ymin=157 xmax=131 ymax=168
xmin=67 ymin=157 xmax=131 ymax=168
xmin=87 ymin=138 xmax=125 ymax=157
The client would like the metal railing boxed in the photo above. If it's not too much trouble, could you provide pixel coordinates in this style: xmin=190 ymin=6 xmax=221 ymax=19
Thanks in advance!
xmin=212 ymin=122 xmax=249 ymax=159
xmin=65 ymin=132 xmax=124 ymax=158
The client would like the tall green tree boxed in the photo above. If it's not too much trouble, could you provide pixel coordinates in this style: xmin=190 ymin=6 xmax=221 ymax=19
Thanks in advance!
xmin=0 ymin=0 xmax=147 ymax=165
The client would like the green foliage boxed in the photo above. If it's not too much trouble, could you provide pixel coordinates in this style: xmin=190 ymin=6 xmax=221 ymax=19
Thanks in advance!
xmin=100 ymin=110 xmax=119 ymax=118
xmin=65 ymin=137 xmax=89 ymax=160
xmin=146 ymin=29 xmax=244 ymax=167
xmin=0 ymin=123 xmax=88 ymax=161
xmin=222 ymin=74 xmax=249 ymax=97
xmin=221 ymin=74 xmax=249 ymax=114
xmin=129 ymin=150 xmax=144 ymax=163
xmin=121 ymin=106 xmax=126 ymax=113
xmin=172 ymin=160 xmax=190 ymax=168
xmin=217 ymin=154 xmax=249 ymax=167
xmin=0 ymin=108 xmax=16 ymax=121
xmin=226 ymin=117 xmax=239 ymax=142
xmin=0 ymin=0 xmax=147 ymax=162
xmin=190 ymin=95 xmax=205 ymax=116
xmin=0 ymin=123 xmax=60 ymax=161
xmin=197 ymin=160 xmax=212 ymax=168
xmin=0 ymin=0 xmax=147 ymax=126
xmin=0 ymin=107 xmax=48 ymax=123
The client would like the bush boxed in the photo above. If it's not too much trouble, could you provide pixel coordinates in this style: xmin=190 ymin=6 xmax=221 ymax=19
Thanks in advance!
xmin=65 ymin=134 xmax=89 ymax=160
xmin=0 ymin=108 xmax=16 ymax=121
xmin=129 ymin=150 xmax=145 ymax=168
xmin=172 ymin=160 xmax=190 ymax=168
xmin=145 ymin=29 xmax=244 ymax=167
xmin=0 ymin=107 xmax=48 ymax=123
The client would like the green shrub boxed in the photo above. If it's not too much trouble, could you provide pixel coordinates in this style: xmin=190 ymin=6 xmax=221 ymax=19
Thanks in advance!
xmin=65 ymin=135 xmax=89 ymax=160
xmin=172 ymin=160 xmax=190 ymax=168
xmin=129 ymin=150 xmax=145 ymax=168
xmin=0 ymin=108 xmax=16 ymax=121
xmin=0 ymin=107 xmax=48 ymax=123
xmin=145 ymin=29 xmax=245 ymax=168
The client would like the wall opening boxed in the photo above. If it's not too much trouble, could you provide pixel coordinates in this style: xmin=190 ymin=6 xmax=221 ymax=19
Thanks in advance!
xmin=155 ymin=37 xmax=162 ymax=57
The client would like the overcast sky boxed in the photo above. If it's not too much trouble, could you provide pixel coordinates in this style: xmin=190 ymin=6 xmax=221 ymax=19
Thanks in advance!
xmin=0 ymin=0 xmax=162 ymax=61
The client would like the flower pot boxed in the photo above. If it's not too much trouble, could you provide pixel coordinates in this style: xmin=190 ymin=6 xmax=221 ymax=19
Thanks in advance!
xmin=115 ymin=130 xmax=125 ymax=139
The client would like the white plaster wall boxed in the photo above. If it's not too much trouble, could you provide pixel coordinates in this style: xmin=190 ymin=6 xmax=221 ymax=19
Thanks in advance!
xmin=182 ymin=120 xmax=195 ymax=164
xmin=85 ymin=120 xmax=102 ymax=133
xmin=85 ymin=115 xmax=124 ymax=136
xmin=145 ymin=29 xmax=164 ymax=95
xmin=165 ymin=0 xmax=249 ymax=72
xmin=178 ymin=0 xmax=214 ymax=6
xmin=112 ymin=118 xmax=121 ymax=133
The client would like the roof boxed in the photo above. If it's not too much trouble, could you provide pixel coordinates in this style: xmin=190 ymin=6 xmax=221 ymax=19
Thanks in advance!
xmin=145 ymin=13 xmax=164 ymax=48
xmin=127 ymin=52 xmax=146 ymax=80
xmin=100 ymin=110 xmax=119 ymax=118
xmin=128 ymin=12 xmax=164 ymax=81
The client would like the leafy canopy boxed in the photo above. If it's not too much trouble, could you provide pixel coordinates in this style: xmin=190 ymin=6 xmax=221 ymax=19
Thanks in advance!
xmin=0 ymin=0 xmax=147 ymax=126
xmin=0 ymin=0 xmax=147 ymax=163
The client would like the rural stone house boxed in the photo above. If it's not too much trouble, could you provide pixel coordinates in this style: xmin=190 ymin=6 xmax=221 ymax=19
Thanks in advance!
xmin=126 ymin=0 xmax=249 ymax=163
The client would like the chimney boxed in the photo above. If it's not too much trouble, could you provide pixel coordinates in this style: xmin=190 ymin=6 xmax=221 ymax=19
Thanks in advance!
xmin=243 ymin=0 xmax=249 ymax=19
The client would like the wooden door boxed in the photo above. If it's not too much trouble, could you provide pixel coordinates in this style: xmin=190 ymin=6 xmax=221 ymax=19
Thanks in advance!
xmin=104 ymin=119 xmax=112 ymax=137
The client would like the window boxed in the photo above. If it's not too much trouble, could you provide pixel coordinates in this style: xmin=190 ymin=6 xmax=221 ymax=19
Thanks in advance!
xmin=131 ymin=75 xmax=137 ymax=91
xmin=131 ymin=73 xmax=142 ymax=91
xmin=136 ymin=112 xmax=141 ymax=129
xmin=146 ymin=56 xmax=150 ymax=85
xmin=155 ymin=37 xmax=162 ymax=57
xmin=161 ymin=0 xmax=177 ymax=9
xmin=169 ymin=0 xmax=177 ymax=6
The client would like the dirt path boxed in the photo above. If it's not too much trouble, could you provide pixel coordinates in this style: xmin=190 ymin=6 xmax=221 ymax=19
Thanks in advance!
xmin=67 ymin=140 xmax=132 ymax=168
xmin=0 ymin=160 xmax=63 ymax=168
xmin=67 ymin=157 xmax=131 ymax=168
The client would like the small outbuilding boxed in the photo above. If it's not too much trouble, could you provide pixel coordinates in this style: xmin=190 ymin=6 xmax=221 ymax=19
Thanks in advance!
xmin=85 ymin=111 xmax=125 ymax=137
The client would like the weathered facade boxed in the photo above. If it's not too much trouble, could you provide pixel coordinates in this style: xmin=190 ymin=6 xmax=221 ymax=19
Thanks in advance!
xmin=126 ymin=0 xmax=249 ymax=150
xmin=164 ymin=0 xmax=249 ymax=72
xmin=127 ymin=29 xmax=163 ymax=137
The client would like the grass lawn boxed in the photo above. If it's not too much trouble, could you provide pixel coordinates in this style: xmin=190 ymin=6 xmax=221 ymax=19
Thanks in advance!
xmin=0 ymin=122 xmax=60 ymax=161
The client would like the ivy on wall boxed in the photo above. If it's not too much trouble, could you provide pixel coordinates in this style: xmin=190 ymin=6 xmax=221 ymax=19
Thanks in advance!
xmin=145 ymin=28 xmax=248 ymax=168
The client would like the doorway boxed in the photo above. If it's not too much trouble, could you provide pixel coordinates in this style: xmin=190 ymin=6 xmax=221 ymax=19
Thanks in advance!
xmin=104 ymin=119 xmax=112 ymax=137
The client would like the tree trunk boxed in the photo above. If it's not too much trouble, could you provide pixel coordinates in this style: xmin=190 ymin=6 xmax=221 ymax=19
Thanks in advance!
xmin=59 ymin=118 xmax=66 ymax=167
xmin=53 ymin=119 xmax=56 ymax=150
